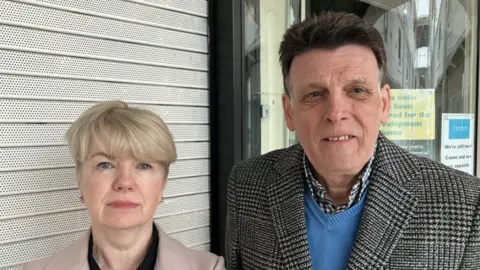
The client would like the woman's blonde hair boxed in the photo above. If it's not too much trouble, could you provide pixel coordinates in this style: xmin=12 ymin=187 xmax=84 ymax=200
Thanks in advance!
xmin=66 ymin=100 xmax=177 ymax=175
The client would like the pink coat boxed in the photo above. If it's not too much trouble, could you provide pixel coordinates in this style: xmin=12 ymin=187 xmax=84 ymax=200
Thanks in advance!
xmin=19 ymin=224 xmax=225 ymax=270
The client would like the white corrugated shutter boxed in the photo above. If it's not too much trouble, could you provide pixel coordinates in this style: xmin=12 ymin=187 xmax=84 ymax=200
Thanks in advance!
xmin=0 ymin=0 xmax=210 ymax=268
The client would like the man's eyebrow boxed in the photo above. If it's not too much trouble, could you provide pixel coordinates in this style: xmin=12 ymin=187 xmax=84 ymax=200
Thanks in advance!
xmin=344 ymin=77 xmax=369 ymax=84
xmin=306 ymin=77 xmax=370 ymax=88
xmin=306 ymin=82 xmax=328 ymax=89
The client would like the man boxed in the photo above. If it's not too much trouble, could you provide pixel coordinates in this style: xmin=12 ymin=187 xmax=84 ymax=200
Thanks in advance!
xmin=225 ymin=11 xmax=480 ymax=270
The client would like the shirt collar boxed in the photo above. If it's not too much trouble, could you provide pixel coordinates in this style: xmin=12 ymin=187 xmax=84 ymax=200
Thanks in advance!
xmin=88 ymin=223 xmax=159 ymax=270
xmin=304 ymin=142 xmax=377 ymax=215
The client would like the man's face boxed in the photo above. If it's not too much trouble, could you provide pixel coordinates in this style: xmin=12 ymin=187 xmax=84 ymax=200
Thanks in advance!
xmin=282 ymin=45 xmax=390 ymax=176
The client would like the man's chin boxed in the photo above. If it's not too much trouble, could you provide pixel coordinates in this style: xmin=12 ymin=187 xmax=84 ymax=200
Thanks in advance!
xmin=326 ymin=163 xmax=359 ymax=174
xmin=315 ymin=156 xmax=362 ymax=175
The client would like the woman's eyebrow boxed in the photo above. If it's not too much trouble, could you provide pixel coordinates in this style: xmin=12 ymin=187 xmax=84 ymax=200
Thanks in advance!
xmin=89 ymin=152 xmax=114 ymax=159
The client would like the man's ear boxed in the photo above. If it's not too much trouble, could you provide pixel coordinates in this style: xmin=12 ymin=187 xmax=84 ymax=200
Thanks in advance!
xmin=282 ymin=93 xmax=295 ymax=131
xmin=380 ymin=84 xmax=391 ymax=124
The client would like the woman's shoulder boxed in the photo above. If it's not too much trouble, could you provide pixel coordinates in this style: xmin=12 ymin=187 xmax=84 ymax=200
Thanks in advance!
xmin=157 ymin=227 xmax=225 ymax=270
xmin=186 ymin=248 xmax=225 ymax=270
xmin=18 ymin=256 xmax=50 ymax=270
xmin=18 ymin=232 xmax=90 ymax=270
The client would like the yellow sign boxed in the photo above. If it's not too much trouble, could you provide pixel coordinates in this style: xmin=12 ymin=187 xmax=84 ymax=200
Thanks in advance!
xmin=381 ymin=89 xmax=435 ymax=140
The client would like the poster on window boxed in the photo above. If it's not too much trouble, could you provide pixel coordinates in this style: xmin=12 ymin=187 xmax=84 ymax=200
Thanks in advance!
xmin=381 ymin=89 xmax=435 ymax=140
xmin=440 ymin=113 xmax=475 ymax=175
xmin=381 ymin=89 xmax=435 ymax=159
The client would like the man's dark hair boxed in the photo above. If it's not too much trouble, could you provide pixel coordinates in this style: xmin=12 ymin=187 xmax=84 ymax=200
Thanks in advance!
xmin=279 ymin=11 xmax=386 ymax=95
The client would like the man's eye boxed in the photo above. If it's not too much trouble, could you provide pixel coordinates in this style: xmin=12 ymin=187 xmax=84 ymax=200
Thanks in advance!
xmin=306 ymin=91 xmax=322 ymax=98
xmin=138 ymin=163 xmax=152 ymax=170
xmin=352 ymin=87 xmax=365 ymax=94
xmin=97 ymin=162 xmax=111 ymax=169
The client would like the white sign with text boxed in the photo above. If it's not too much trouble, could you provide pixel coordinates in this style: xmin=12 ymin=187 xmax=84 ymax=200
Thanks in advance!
xmin=440 ymin=113 xmax=475 ymax=175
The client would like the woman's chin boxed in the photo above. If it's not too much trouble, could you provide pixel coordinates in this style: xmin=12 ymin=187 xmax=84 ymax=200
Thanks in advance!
xmin=97 ymin=216 xmax=147 ymax=230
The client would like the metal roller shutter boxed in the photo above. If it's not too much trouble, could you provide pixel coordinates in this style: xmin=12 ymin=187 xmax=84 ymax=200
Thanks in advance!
xmin=0 ymin=0 xmax=210 ymax=268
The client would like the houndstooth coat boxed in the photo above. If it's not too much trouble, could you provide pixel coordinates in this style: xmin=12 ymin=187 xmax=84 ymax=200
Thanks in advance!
xmin=225 ymin=134 xmax=480 ymax=269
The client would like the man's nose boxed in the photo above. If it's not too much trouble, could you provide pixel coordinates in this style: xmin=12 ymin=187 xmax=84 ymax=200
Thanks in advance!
xmin=323 ymin=92 xmax=349 ymax=123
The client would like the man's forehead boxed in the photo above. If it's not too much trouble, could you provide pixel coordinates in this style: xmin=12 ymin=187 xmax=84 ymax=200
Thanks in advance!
xmin=298 ymin=72 xmax=376 ymax=87
xmin=291 ymin=47 xmax=379 ymax=76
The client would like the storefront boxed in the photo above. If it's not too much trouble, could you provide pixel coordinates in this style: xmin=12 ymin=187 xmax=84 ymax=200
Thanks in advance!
xmin=210 ymin=0 xmax=480 ymax=255
xmin=1 ymin=0 xmax=479 ymax=267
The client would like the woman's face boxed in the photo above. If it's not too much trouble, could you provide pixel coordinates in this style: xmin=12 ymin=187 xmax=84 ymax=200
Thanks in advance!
xmin=79 ymin=142 xmax=167 ymax=229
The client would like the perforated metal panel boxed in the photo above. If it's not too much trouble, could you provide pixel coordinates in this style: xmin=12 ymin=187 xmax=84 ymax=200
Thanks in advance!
xmin=0 ymin=124 xmax=209 ymax=146
xmin=2 ymin=75 xmax=208 ymax=104
xmin=144 ymin=0 xmax=208 ymax=16
xmin=2 ymin=50 xmax=208 ymax=87
xmin=0 ymin=99 xmax=209 ymax=123
xmin=0 ymin=0 xmax=211 ymax=268
xmin=0 ymin=0 xmax=207 ymax=52
xmin=34 ymin=0 xmax=208 ymax=34
xmin=190 ymin=243 xmax=211 ymax=252
xmin=1 ymin=26 xmax=208 ymax=71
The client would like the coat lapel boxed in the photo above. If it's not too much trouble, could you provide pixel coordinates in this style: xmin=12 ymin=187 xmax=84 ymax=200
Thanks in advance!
xmin=266 ymin=145 xmax=312 ymax=269
xmin=155 ymin=225 xmax=192 ymax=270
xmin=44 ymin=230 xmax=90 ymax=270
xmin=347 ymin=134 xmax=419 ymax=269
xmin=265 ymin=134 xmax=419 ymax=269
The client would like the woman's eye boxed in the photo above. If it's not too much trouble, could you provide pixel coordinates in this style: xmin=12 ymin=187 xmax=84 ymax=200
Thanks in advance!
xmin=138 ymin=163 xmax=152 ymax=170
xmin=96 ymin=162 xmax=111 ymax=169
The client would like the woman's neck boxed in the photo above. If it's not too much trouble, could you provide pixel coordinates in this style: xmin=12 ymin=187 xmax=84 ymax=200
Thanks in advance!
xmin=91 ymin=222 xmax=153 ymax=270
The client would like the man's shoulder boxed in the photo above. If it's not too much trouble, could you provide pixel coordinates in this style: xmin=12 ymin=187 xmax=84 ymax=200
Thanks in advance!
xmin=228 ymin=144 xmax=302 ymax=189
xmin=232 ymin=144 xmax=300 ymax=174
xmin=408 ymin=153 xmax=480 ymax=202
xmin=378 ymin=136 xmax=480 ymax=202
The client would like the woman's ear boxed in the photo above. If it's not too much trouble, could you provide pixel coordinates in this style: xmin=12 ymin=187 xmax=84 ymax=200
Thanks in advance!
xmin=158 ymin=167 xmax=168 ymax=204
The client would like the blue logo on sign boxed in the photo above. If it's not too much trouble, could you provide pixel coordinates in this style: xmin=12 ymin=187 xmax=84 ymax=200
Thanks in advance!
xmin=449 ymin=119 xmax=470 ymax=139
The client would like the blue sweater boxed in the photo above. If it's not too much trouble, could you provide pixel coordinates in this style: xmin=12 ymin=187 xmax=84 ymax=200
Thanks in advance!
xmin=304 ymin=190 xmax=367 ymax=270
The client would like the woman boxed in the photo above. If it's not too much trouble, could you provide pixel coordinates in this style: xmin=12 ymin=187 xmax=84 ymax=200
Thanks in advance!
xmin=21 ymin=100 xmax=224 ymax=270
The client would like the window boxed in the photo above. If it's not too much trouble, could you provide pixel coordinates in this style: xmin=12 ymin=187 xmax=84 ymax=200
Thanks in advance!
xmin=242 ymin=0 xmax=304 ymax=157
xmin=384 ymin=13 xmax=389 ymax=43
xmin=370 ymin=0 xmax=478 ymax=175
xmin=398 ymin=28 xmax=402 ymax=60
xmin=242 ymin=0 xmax=478 ymax=175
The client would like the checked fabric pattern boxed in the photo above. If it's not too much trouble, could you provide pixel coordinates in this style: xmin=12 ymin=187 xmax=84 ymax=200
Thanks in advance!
xmin=225 ymin=133 xmax=480 ymax=270
xmin=303 ymin=142 xmax=376 ymax=214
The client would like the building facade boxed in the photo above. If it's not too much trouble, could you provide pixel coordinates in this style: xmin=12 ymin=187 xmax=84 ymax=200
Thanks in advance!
xmin=1 ymin=0 xmax=479 ymax=267
xmin=211 ymin=0 xmax=480 ymax=255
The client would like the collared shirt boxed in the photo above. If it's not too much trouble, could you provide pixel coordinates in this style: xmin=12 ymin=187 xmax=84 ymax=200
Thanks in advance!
xmin=88 ymin=223 xmax=159 ymax=270
xmin=304 ymin=143 xmax=377 ymax=215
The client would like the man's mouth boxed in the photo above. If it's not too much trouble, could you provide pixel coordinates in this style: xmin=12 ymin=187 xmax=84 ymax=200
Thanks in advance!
xmin=324 ymin=135 xmax=355 ymax=141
